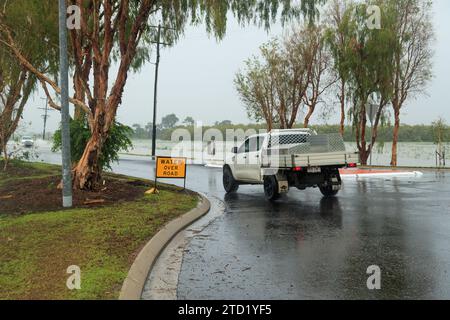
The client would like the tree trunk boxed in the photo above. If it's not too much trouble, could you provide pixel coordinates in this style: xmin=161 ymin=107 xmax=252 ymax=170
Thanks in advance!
xmin=1 ymin=135 xmax=8 ymax=171
xmin=391 ymin=108 xmax=401 ymax=167
xmin=303 ymin=106 xmax=314 ymax=128
xmin=353 ymin=99 xmax=370 ymax=166
xmin=73 ymin=73 xmax=86 ymax=121
xmin=72 ymin=104 xmax=112 ymax=190
xmin=339 ymin=80 xmax=346 ymax=136
xmin=360 ymin=148 xmax=369 ymax=166
xmin=73 ymin=129 xmax=104 ymax=190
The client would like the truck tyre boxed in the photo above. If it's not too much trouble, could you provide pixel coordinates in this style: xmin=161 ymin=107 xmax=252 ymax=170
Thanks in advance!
xmin=319 ymin=185 xmax=339 ymax=197
xmin=264 ymin=176 xmax=281 ymax=201
xmin=223 ymin=166 xmax=239 ymax=193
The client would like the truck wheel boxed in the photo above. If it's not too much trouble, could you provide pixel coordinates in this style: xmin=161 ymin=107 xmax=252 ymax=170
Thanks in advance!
xmin=223 ymin=166 xmax=239 ymax=193
xmin=264 ymin=176 xmax=281 ymax=201
xmin=319 ymin=185 xmax=339 ymax=197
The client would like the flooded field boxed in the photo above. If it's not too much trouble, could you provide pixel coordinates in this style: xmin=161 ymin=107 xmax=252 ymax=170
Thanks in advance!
xmin=14 ymin=139 xmax=449 ymax=168
xmin=128 ymin=140 xmax=448 ymax=168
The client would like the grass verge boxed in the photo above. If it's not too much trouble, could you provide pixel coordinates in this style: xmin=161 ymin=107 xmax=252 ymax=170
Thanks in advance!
xmin=0 ymin=160 xmax=198 ymax=300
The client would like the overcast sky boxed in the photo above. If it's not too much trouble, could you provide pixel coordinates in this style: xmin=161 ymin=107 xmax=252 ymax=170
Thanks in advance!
xmin=22 ymin=0 xmax=450 ymax=134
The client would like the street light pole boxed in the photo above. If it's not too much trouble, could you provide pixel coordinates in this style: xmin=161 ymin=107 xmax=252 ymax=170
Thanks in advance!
xmin=58 ymin=0 xmax=73 ymax=208
xmin=151 ymin=24 xmax=161 ymax=159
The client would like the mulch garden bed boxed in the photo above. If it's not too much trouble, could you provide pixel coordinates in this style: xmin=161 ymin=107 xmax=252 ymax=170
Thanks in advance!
xmin=0 ymin=175 xmax=148 ymax=215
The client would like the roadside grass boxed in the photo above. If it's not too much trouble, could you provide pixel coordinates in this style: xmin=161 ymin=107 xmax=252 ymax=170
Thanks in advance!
xmin=0 ymin=160 xmax=198 ymax=300
xmin=0 ymin=160 xmax=60 ymax=188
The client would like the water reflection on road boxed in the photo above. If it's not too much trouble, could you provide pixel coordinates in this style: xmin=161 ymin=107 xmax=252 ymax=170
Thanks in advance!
xmin=40 ymin=150 xmax=450 ymax=299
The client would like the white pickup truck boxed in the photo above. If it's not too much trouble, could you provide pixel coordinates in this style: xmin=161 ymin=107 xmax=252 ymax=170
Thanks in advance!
xmin=223 ymin=129 xmax=359 ymax=201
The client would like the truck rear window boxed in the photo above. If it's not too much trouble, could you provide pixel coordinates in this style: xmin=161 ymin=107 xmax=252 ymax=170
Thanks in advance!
xmin=268 ymin=134 xmax=310 ymax=148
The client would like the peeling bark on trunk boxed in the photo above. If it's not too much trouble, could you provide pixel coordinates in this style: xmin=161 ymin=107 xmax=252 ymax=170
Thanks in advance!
xmin=73 ymin=130 xmax=103 ymax=189
xmin=73 ymin=107 xmax=108 ymax=189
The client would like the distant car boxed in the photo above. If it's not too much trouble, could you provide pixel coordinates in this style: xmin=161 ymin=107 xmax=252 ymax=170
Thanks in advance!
xmin=21 ymin=136 xmax=34 ymax=148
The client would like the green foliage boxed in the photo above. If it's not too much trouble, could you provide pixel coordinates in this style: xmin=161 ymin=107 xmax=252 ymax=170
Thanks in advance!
xmin=161 ymin=114 xmax=179 ymax=129
xmin=0 ymin=0 xmax=55 ymax=153
xmin=86 ymin=0 xmax=325 ymax=73
xmin=235 ymin=27 xmax=319 ymax=129
xmin=132 ymin=124 xmax=150 ymax=139
xmin=146 ymin=122 xmax=448 ymax=143
xmin=183 ymin=117 xmax=195 ymax=127
xmin=215 ymin=120 xmax=233 ymax=126
xmin=52 ymin=120 xmax=133 ymax=171
xmin=0 ymin=0 xmax=60 ymax=76
xmin=432 ymin=118 xmax=449 ymax=145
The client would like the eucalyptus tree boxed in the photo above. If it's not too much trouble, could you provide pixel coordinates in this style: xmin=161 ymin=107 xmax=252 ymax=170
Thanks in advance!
xmin=337 ymin=0 xmax=397 ymax=165
xmin=388 ymin=0 xmax=434 ymax=166
xmin=0 ymin=51 xmax=31 ymax=167
xmin=0 ymin=0 xmax=324 ymax=189
xmin=235 ymin=40 xmax=281 ymax=130
xmin=235 ymin=24 xmax=321 ymax=130
xmin=0 ymin=1 xmax=59 ymax=168
xmin=432 ymin=117 xmax=447 ymax=166
xmin=302 ymin=24 xmax=336 ymax=128
xmin=324 ymin=0 xmax=354 ymax=136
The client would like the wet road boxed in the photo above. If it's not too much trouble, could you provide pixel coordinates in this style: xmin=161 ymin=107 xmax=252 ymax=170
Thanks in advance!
xmin=37 ymin=149 xmax=450 ymax=299
xmin=110 ymin=157 xmax=450 ymax=300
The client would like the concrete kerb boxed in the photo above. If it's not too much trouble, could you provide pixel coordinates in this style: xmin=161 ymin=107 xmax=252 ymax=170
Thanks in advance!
xmin=119 ymin=193 xmax=211 ymax=300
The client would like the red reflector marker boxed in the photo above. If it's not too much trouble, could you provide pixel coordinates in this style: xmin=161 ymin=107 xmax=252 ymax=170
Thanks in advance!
xmin=348 ymin=163 xmax=358 ymax=168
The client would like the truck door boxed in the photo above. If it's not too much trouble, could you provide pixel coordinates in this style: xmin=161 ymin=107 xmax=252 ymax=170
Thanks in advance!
xmin=234 ymin=138 xmax=250 ymax=180
xmin=240 ymin=136 xmax=263 ymax=182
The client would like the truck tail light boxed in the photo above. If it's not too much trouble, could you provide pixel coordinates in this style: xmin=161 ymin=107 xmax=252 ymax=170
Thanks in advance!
xmin=293 ymin=167 xmax=303 ymax=172
xmin=348 ymin=163 xmax=357 ymax=168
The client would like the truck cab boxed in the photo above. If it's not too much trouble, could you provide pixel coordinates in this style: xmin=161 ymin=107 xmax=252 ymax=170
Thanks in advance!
xmin=223 ymin=129 xmax=359 ymax=201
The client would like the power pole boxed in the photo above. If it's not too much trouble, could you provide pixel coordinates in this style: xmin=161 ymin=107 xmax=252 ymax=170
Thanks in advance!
xmin=58 ymin=0 xmax=73 ymax=208
xmin=39 ymin=97 xmax=53 ymax=140
xmin=150 ymin=23 xmax=174 ymax=159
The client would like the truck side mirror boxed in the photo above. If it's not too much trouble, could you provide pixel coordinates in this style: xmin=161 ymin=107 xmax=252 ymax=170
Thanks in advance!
xmin=231 ymin=147 xmax=238 ymax=154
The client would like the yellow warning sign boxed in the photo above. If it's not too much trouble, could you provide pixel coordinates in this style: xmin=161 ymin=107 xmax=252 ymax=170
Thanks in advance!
xmin=156 ymin=157 xmax=187 ymax=179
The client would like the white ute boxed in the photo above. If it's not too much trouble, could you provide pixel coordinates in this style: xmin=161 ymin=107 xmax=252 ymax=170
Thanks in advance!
xmin=223 ymin=129 xmax=360 ymax=201
xmin=21 ymin=136 xmax=34 ymax=148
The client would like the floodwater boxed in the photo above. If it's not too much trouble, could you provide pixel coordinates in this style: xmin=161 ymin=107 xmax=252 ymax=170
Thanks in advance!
xmin=128 ymin=140 xmax=449 ymax=168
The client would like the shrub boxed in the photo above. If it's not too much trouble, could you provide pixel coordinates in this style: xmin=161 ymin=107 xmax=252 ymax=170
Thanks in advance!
xmin=52 ymin=119 xmax=133 ymax=171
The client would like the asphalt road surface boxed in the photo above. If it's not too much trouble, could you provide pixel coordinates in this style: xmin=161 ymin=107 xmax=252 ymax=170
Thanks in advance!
xmin=39 ymin=151 xmax=450 ymax=299
xmin=110 ymin=156 xmax=450 ymax=300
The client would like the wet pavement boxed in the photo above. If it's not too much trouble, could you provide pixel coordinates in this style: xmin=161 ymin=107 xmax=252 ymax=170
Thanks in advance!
xmin=110 ymin=157 xmax=450 ymax=300
xmin=38 ymin=150 xmax=450 ymax=299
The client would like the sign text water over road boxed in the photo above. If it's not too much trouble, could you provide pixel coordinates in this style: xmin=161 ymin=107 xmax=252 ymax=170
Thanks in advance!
xmin=156 ymin=157 xmax=187 ymax=179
